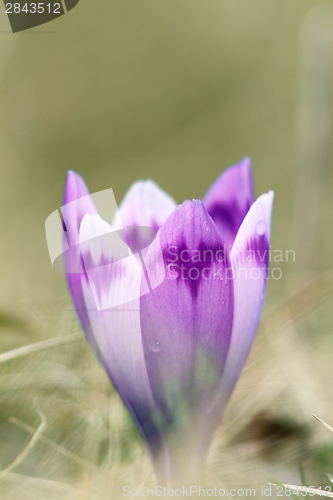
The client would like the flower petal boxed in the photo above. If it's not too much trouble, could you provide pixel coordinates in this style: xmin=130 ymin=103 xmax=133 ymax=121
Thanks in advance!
xmin=62 ymin=170 xmax=98 ymax=241
xmin=140 ymin=200 xmax=234 ymax=479
xmin=112 ymin=180 xmax=177 ymax=254
xmin=113 ymin=180 xmax=177 ymax=230
xmin=209 ymin=191 xmax=274 ymax=417
xmin=62 ymin=171 xmax=100 ymax=355
xmin=203 ymin=158 xmax=254 ymax=248
xmin=79 ymin=214 xmax=151 ymax=310
xmin=78 ymin=213 xmax=170 ymax=483
xmin=63 ymin=173 xmax=170 ymax=482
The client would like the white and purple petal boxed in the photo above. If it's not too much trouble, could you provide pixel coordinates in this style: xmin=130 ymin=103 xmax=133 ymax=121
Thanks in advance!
xmin=63 ymin=174 xmax=171 ymax=483
xmin=78 ymin=214 xmax=171 ymax=481
xmin=203 ymin=158 xmax=254 ymax=248
xmin=209 ymin=191 xmax=274 ymax=416
xmin=113 ymin=179 xmax=177 ymax=230
xmin=112 ymin=180 xmax=177 ymax=254
xmin=140 ymin=200 xmax=234 ymax=480
xmin=62 ymin=171 xmax=101 ymax=356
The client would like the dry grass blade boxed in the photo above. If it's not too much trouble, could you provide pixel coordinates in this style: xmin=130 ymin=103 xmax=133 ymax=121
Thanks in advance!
xmin=9 ymin=416 xmax=98 ymax=472
xmin=268 ymin=416 xmax=333 ymax=499
xmin=263 ymin=269 xmax=333 ymax=325
xmin=0 ymin=403 xmax=47 ymax=483
xmin=0 ymin=332 xmax=83 ymax=364
xmin=313 ymin=414 xmax=333 ymax=433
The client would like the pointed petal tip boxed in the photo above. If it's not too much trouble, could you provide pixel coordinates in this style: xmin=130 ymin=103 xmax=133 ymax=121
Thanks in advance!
xmin=232 ymin=156 xmax=252 ymax=172
xmin=115 ymin=178 xmax=177 ymax=231
xmin=255 ymin=191 xmax=274 ymax=226
xmin=63 ymin=170 xmax=91 ymax=206
xmin=65 ymin=169 xmax=84 ymax=186
xmin=203 ymin=159 xmax=255 ymax=247
xmin=66 ymin=169 xmax=77 ymax=177
xmin=231 ymin=189 xmax=274 ymax=267
xmin=171 ymin=199 xmax=212 ymax=226
xmin=217 ymin=157 xmax=253 ymax=197
xmin=80 ymin=213 xmax=111 ymax=239
xmin=241 ymin=155 xmax=252 ymax=166
xmin=125 ymin=178 xmax=171 ymax=196
xmin=180 ymin=198 xmax=204 ymax=208
xmin=209 ymin=156 xmax=253 ymax=184
xmin=250 ymin=190 xmax=274 ymax=212
xmin=266 ymin=190 xmax=274 ymax=209
xmin=127 ymin=178 xmax=154 ymax=190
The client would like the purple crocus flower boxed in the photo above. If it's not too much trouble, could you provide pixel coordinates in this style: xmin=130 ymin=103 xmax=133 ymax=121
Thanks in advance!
xmin=63 ymin=157 xmax=273 ymax=485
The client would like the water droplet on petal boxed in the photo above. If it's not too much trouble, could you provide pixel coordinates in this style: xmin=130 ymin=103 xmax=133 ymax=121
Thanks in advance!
xmin=167 ymin=265 xmax=179 ymax=279
xmin=149 ymin=341 xmax=161 ymax=353
xmin=255 ymin=220 xmax=266 ymax=236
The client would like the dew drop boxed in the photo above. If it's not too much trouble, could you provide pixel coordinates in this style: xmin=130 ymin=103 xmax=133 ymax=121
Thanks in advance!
xmin=167 ymin=265 xmax=179 ymax=279
xmin=255 ymin=220 xmax=266 ymax=236
xmin=149 ymin=341 xmax=161 ymax=353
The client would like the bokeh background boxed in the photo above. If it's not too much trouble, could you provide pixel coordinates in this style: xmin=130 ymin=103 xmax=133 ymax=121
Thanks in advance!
xmin=1 ymin=0 xmax=333 ymax=498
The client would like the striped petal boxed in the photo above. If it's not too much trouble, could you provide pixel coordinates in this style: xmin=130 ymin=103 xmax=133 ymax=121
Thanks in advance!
xmin=79 ymin=214 xmax=148 ymax=311
xmin=62 ymin=170 xmax=98 ymax=245
xmin=208 ymin=191 xmax=274 ymax=417
xmin=113 ymin=179 xmax=177 ymax=230
xmin=112 ymin=180 xmax=177 ymax=254
xmin=62 ymin=171 xmax=100 ymax=356
xmin=78 ymin=214 xmax=170 ymax=481
xmin=63 ymin=173 xmax=170 ymax=483
xmin=203 ymin=158 xmax=254 ymax=249
xmin=140 ymin=200 xmax=234 ymax=481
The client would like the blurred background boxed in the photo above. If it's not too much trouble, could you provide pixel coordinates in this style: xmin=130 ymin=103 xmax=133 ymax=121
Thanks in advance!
xmin=1 ymin=0 xmax=333 ymax=498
